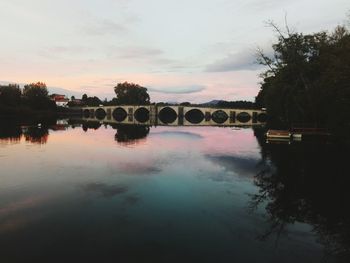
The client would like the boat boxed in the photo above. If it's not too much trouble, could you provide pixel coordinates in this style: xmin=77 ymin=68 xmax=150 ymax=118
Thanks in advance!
xmin=266 ymin=129 xmax=291 ymax=140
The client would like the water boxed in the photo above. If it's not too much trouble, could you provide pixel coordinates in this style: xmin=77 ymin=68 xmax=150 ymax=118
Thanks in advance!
xmin=0 ymin=120 xmax=349 ymax=262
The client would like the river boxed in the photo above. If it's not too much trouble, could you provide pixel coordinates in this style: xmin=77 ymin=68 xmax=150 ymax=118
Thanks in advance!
xmin=0 ymin=119 xmax=348 ymax=262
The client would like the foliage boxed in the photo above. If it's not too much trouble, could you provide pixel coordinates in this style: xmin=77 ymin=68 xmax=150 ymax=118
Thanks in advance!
xmin=114 ymin=82 xmax=150 ymax=105
xmin=23 ymin=82 xmax=49 ymax=99
xmin=22 ymin=82 xmax=56 ymax=110
xmin=216 ymin=100 xmax=258 ymax=109
xmin=256 ymin=23 xmax=350 ymax=137
xmin=81 ymin=94 xmax=102 ymax=107
xmin=0 ymin=84 xmax=21 ymax=107
xmin=113 ymin=124 xmax=150 ymax=145
xmin=0 ymin=82 xmax=56 ymax=114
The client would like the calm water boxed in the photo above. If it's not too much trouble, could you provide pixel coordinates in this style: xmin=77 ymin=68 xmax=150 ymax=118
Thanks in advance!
xmin=0 ymin=120 xmax=349 ymax=262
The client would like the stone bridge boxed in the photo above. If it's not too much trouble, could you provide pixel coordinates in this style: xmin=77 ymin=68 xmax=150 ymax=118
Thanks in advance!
xmin=81 ymin=105 xmax=267 ymax=126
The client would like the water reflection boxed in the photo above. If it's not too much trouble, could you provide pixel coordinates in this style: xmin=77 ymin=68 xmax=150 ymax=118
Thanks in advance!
xmin=206 ymin=155 xmax=262 ymax=179
xmin=0 ymin=124 xmax=22 ymax=143
xmin=0 ymin=123 xmax=50 ymax=145
xmin=251 ymin=127 xmax=350 ymax=262
xmin=0 ymin=119 xmax=349 ymax=262
xmin=111 ymin=124 xmax=150 ymax=145
xmin=23 ymin=126 xmax=49 ymax=144
xmin=82 ymin=121 xmax=101 ymax=131
xmin=0 ymin=120 xmax=151 ymax=146
xmin=81 ymin=183 xmax=128 ymax=198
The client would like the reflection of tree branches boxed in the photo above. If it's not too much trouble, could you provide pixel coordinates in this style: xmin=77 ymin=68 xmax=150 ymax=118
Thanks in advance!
xmin=82 ymin=121 xmax=101 ymax=131
xmin=248 ymin=169 xmax=271 ymax=210
xmin=23 ymin=126 xmax=49 ymax=144
xmin=259 ymin=217 xmax=287 ymax=248
xmin=249 ymin=166 xmax=291 ymax=247
xmin=313 ymin=217 xmax=350 ymax=261
xmin=0 ymin=123 xmax=22 ymax=143
xmin=112 ymin=125 xmax=150 ymax=146
xmin=251 ymin=137 xmax=350 ymax=262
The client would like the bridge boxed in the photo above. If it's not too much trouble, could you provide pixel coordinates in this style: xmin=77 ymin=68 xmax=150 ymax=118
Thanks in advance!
xmin=81 ymin=105 xmax=267 ymax=126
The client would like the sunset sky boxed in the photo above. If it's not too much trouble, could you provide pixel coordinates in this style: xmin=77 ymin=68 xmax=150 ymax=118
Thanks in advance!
xmin=0 ymin=0 xmax=348 ymax=103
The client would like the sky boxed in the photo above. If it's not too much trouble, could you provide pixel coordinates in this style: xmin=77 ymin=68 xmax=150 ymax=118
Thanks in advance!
xmin=0 ymin=0 xmax=349 ymax=103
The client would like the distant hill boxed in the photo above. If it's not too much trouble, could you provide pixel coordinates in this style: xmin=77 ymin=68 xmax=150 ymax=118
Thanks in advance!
xmin=156 ymin=100 xmax=258 ymax=109
xmin=201 ymin=100 xmax=224 ymax=106
xmin=202 ymin=100 xmax=258 ymax=109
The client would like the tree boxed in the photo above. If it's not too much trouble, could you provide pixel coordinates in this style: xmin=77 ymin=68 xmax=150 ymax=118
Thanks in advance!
xmin=256 ymin=21 xmax=350 ymax=137
xmin=114 ymin=82 xmax=150 ymax=105
xmin=23 ymin=82 xmax=49 ymax=99
xmin=80 ymin=93 xmax=102 ymax=106
xmin=85 ymin=96 xmax=102 ymax=106
xmin=22 ymin=82 xmax=55 ymax=110
xmin=0 ymin=84 xmax=21 ymax=107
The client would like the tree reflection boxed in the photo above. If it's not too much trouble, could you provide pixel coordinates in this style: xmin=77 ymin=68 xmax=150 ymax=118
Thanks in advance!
xmin=0 ymin=122 xmax=50 ymax=144
xmin=82 ymin=121 xmax=102 ymax=131
xmin=23 ymin=126 xmax=49 ymax=144
xmin=252 ymin=127 xmax=350 ymax=262
xmin=112 ymin=124 xmax=150 ymax=146
xmin=0 ymin=124 xmax=22 ymax=143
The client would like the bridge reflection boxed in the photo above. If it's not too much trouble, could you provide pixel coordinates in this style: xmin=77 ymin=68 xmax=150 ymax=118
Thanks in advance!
xmin=81 ymin=105 xmax=267 ymax=126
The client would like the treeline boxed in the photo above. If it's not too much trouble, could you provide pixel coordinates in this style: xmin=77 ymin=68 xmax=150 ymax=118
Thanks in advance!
xmin=73 ymin=82 xmax=151 ymax=107
xmin=77 ymin=82 xmax=257 ymax=109
xmin=0 ymin=82 xmax=56 ymax=116
xmin=154 ymin=100 xmax=257 ymax=109
xmin=255 ymin=22 xmax=350 ymax=137
xmin=216 ymin=100 xmax=257 ymax=109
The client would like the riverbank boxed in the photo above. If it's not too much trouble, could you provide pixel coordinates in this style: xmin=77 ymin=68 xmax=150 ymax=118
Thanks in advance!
xmin=0 ymin=105 xmax=82 ymax=123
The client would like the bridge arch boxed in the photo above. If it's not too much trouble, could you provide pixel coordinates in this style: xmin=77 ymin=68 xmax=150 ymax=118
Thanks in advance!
xmin=83 ymin=109 xmax=91 ymax=118
xmin=185 ymin=109 xmax=205 ymax=124
xmin=112 ymin=107 xmax=128 ymax=122
xmin=212 ymin=110 xmax=228 ymax=124
xmin=134 ymin=107 xmax=150 ymax=123
xmin=257 ymin=112 xmax=267 ymax=123
xmin=158 ymin=107 xmax=178 ymax=124
xmin=236 ymin=112 xmax=251 ymax=123
xmin=95 ymin=108 xmax=107 ymax=120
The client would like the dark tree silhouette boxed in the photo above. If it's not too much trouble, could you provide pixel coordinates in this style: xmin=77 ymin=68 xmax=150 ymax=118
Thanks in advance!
xmin=250 ymin=127 xmax=350 ymax=262
xmin=256 ymin=22 xmax=350 ymax=139
xmin=114 ymin=82 xmax=150 ymax=105
xmin=22 ymin=82 xmax=56 ymax=111
xmin=113 ymin=124 xmax=150 ymax=145
xmin=0 ymin=84 xmax=21 ymax=107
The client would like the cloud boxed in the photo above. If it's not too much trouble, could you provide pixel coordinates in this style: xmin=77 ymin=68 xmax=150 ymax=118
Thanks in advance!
xmin=117 ymin=163 xmax=161 ymax=175
xmin=205 ymin=50 xmax=262 ymax=72
xmin=48 ymin=46 xmax=92 ymax=54
xmin=148 ymin=85 xmax=206 ymax=94
xmin=107 ymin=46 xmax=178 ymax=67
xmin=151 ymin=131 xmax=203 ymax=140
xmin=242 ymin=0 xmax=293 ymax=11
xmin=206 ymin=155 xmax=262 ymax=178
xmin=82 ymin=18 xmax=127 ymax=36
xmin=48 ymin=86 xmax=83 ymax=97
xmin=81 ymin=183 xmax=128 ymax=198
xmin=123 ymin=195 xmax=140 ymax=206
xmin=37 ymin=45 xmax=93 ymax=59
xmin=116 ymin=46 xmax=164 ymax=59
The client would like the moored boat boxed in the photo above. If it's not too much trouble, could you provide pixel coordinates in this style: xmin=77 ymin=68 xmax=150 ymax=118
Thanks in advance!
xmin=266 ymin=129 xmax=291 ymax=139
